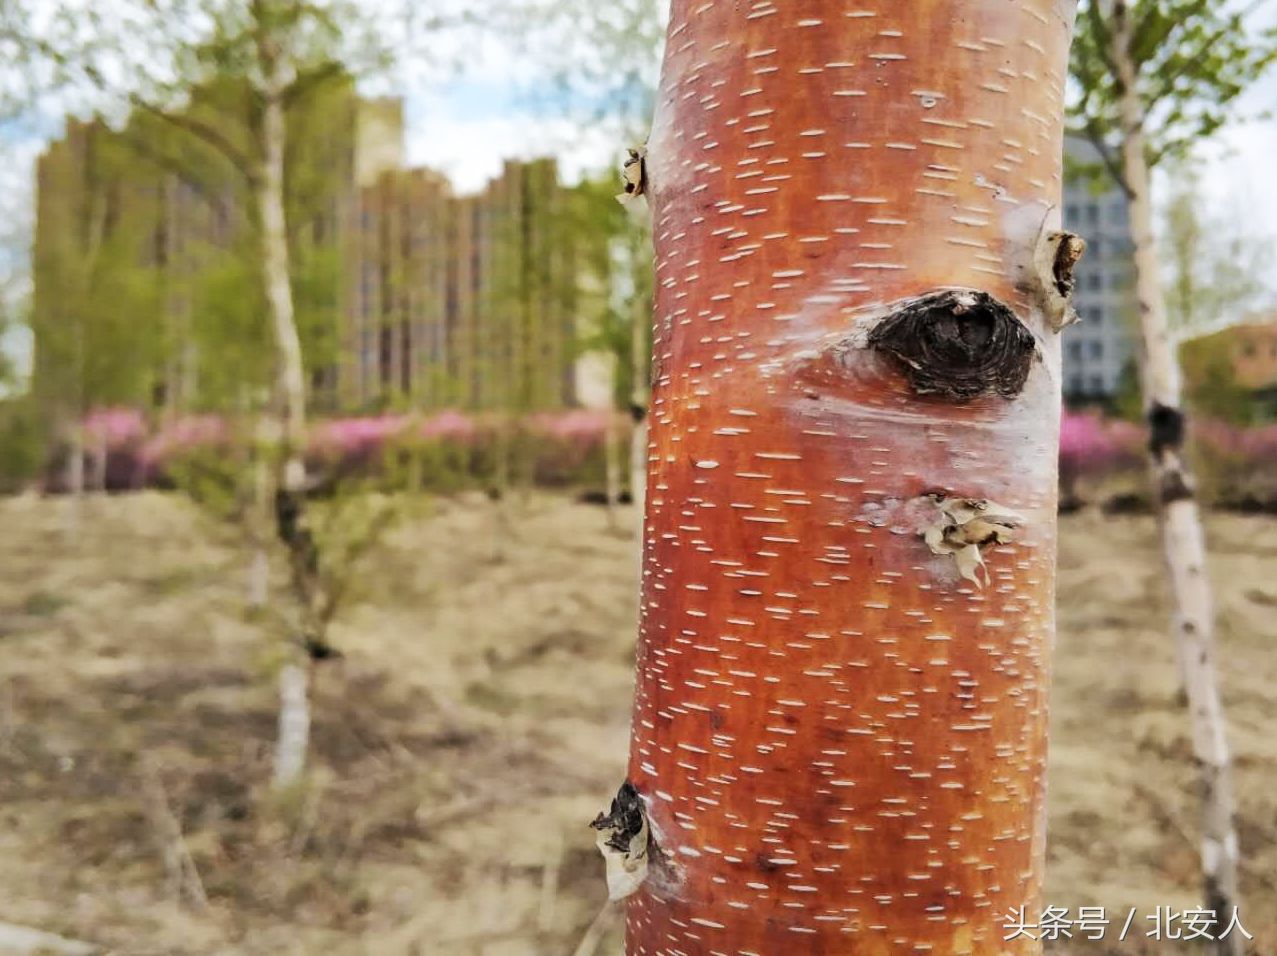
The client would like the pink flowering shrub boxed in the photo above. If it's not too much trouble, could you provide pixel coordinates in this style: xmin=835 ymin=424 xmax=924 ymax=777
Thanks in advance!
xmin=57 ymin=407 xmax=1276 ymax=509
xmin=523 ymin=409 xmax=615 ymax=485
xmin=309 ymin=415 xmax=412 ymax=473
xmin=82 ymin=407 xmax=148 ymax=449
xmin=1241 ymin=424 xmax=1277 ymax=468
xmin=298 ymin=409 xmax=617 ymax=490
xmin=1058 ymin=412 xmax=1144 ymax=508
xmin=80 ymin=407 xmax=151 ymax=490
xmin=418 ymin=410 xmax=479 ymax=443
xmin=307 ymin=412 xmax=477 ymax=489
xmin=1060 ymin=411 xmax=1277 ymax=512
xmin=138 ymin=415 xmax=235 ymax=490
xmin=313 ymin=415 xmax=412 ymax=455
xmin=1193 ymin=419 xmax=1277 ymax=511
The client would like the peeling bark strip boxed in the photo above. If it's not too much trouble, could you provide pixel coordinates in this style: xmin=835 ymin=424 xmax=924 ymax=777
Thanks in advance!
xmin=619 ymin=147 xmax=650 ymax=206
xmin=868 ymin=290 xmax=1037 ymax=400
xmin=621 ymin=2 xmax=1078 ymax=954
xmin=591 ymin=781 xmax=654 ymax=901
xmin=1050 ymin=232 xmax=1086 ymax=299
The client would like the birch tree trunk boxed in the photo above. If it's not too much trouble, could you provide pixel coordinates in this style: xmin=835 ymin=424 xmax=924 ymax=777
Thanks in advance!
xmin=254 ymin=8 xmax=312 ymax=790
xmin=61 ymin=423 xmax=84 ymax=538
xmin=605 ymin=412 xmax=622 ymax=528
xmin=248 ymin=410 xmax=273 ymax=610
xmin=272 ymin=662 xmax=310 ymax=789
xmin=255 ymin=18 xmax=307 ymax=497
xmin=88 ymin=429 xmax=107 ymax=493
xmin=603 ymin=361 xmax=623 ymax=531
xmin=1110 ymin=5 xmax=1241 ymax=949
xmin=598 ymin=3 xmax=1082 ymax=952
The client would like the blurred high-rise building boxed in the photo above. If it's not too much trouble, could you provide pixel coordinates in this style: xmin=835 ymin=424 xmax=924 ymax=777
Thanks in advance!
xmin=31 ymin=77 xmax=578 ymax=418
xmin=1061 ymin=135 xmax=1138 ymax=403
xmin=342 ymin=159 xmax=577 ymax=412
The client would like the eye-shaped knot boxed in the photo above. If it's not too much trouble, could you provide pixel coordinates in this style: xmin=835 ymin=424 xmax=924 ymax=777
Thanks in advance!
xmin=868 ymin=290 xmax=1037 ymax=401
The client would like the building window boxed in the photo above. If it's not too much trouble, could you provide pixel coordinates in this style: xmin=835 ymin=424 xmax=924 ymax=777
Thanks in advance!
xmin=1087 ymin=272 xmax=1102 ymax=291
xmin=1086 ymin=203 xmax=1100 ymax=226
xmin=1088 ymin=340 xmax=1103 ymax=359
xmin=379 ymin=325 xmax=393 ymax=386
xmin=1068 ymin=341 xmax=1083 ymax=361
xmin=1088 ymin=374 xmax=1104 ymax=393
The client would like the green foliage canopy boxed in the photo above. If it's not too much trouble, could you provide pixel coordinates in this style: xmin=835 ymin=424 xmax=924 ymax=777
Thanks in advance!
xmin=1070 ymin=0 xmax=1277 ymax=187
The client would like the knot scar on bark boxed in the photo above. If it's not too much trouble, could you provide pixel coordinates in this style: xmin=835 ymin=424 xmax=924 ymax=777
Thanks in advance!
xmin=868 ymin=290 xmax=1036 ymax=401
xmin=591 ymin=781 xmax=653 ymax=900
xmin=1148 ymin=401 xmax=1186 ymax=457
xmin=1051 ymin=232 xmax=1087 ymax=299
xmin=617 ymin=146 xmax=648 ymax=207
xmin=920 ymin=492 xmax=1024 ymax=587
xmin=1148 ymin=402 xmax=1196 ymax=504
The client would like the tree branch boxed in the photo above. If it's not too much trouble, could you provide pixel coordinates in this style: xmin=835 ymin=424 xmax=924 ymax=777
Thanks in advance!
xmin=1144 ymin=3 xmax=1267 ymax=110
xmin=130 ymin=96 xmax=258 ymax=187
xmin=1085 ymin=0 xmax=1121 ymax=78
xmin=116 ymin=130 xmax=219 ymax=203
xmin=1131 ymin=0 xmax=1208 ymax=66
xmin=1079 ymin=117 xmax=1133 ymax=197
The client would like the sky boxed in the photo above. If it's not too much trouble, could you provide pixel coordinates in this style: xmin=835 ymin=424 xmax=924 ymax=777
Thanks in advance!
xmin=402 ymin=79 xmax=623 ymax=194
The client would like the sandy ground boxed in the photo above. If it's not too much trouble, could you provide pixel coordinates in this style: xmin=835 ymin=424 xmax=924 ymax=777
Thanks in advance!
xmin=0 ymin=492 xmax=1274 ymax=955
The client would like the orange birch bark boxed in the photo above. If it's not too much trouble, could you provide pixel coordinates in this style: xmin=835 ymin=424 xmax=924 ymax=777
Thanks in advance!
xmin=599 ymin=2 xmax=1082 ymax=954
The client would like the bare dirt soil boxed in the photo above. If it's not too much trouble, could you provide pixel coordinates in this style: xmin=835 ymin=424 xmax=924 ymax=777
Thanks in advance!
xmin=0 ymin=493 xmax=1274 ymax=955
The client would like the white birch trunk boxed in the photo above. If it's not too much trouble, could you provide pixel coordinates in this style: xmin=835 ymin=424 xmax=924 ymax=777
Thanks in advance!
xmin=603 ymin=410 xmax=621 ymax=530
xmin=62 ymin=424 xmax=84 ymax=539
xmin=247 ymin=412 xmax=273 ymax=610
xmin=88 ymin=430 xmax=107 ymax=494
xmin=254 ymin=16 xmax=312 ymax=791
xmin=247 ymin=545 xmax=270 ymax=610
xmin=1111 ymin=6 xmax=1241 ymax=947
xmin=272 ymin=662 xmax=310 ymax=789
xmin=255 ymin=38 xmax=306 ymax=495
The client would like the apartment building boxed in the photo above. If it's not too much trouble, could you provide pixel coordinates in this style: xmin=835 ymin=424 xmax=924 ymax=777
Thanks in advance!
xmin=1061 ymin=136 xmax=1138 ymax=401
xmin=32 ymin=80 xmax=578 ymax=416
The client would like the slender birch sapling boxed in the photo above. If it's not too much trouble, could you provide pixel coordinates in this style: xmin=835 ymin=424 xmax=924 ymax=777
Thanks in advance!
xmin=1072 ymin=3 xmax=1277 ymax=947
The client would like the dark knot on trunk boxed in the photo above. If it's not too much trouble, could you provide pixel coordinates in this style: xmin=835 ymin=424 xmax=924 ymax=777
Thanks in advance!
xmin=1148 ymin=401 xmax=1186 ymax=457
xmin=869 ymin=290 xmax=1036 ymax=401
xmin=591 ymin=781 xmax=646 ymax=854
